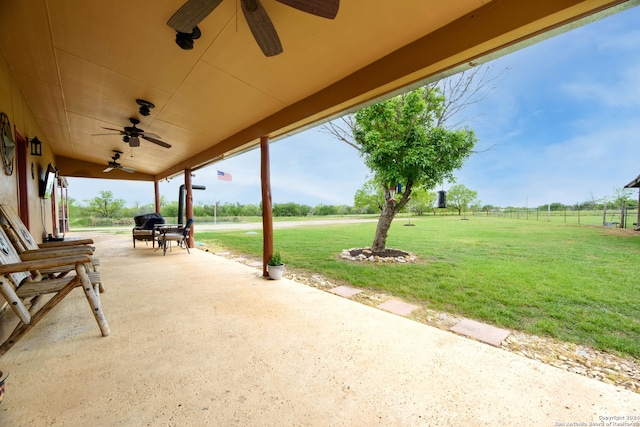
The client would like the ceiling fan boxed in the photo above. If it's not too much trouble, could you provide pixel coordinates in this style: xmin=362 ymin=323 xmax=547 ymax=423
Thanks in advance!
xmin=103 ymin=150 xmax=136 ymax=174
xmin=167 ymin=0 xmax=339 ymax=56
xmin=94 ymin=118 xmax=172 ymax=149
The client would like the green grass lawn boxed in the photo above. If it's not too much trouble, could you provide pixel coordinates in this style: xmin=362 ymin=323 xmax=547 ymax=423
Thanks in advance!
xmin=196 ymin=216 xmax=640 ymax=358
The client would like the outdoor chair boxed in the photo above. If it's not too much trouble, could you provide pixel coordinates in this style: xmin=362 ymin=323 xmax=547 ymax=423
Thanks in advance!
xmin=0 ymin=228 xmax=110 ymax=356
xmin=132 ymin=213 xmax=165 ymax=248
xmin=157 ymin=218 xmax=193 ymax=256
xmin=0 ymin=204 xmax=104 ymax=294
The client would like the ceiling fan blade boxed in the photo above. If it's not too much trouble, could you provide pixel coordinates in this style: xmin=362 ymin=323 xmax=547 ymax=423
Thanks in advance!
xmin=120 ymin=166 xmax=136 ymax=173
xmin=129 ymin=136 xmax=141 ymax=147
xmin=103 ymin=166 xmax=113 ymax=173
xmin=101 ymin=127 xmax=126 ymax=133
xmin=140 ymin=131 xmax=162 ymax=139
xmin=241 ymin=0 xmax=283 ymax=57
xmin=142 ymin=135 xmax=172 ymax=149
xmin=276 ymin=0 xmax=339 ymax=19
xmin=167 ymin=0 xmax=223 ymax=33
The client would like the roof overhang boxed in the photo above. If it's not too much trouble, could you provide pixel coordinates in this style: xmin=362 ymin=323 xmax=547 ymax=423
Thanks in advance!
xmin=624 ymin=175 xmax=640 ymax=188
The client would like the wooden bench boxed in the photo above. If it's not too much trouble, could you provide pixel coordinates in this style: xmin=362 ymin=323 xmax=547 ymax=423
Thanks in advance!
xmin=0 ymin=228 xmax=109 ymax=356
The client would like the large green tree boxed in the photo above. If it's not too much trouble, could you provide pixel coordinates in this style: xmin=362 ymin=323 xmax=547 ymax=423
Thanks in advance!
xmin=84 ymin=190 xmax=126 ymax=218
xmin=353 ymin=179 xmax=383 ymax=214
xmin=406 ymin=187 xmax=437 ymax=216
xmin=447 ymin=184 xmax=480 ymax=216
xmin=612 ymin=187 xmax=633 ymax=209
xmin=333 ymin=87 xmax=476 ymax=251
xmin=324 ymin=66 xmax=502 ymax=251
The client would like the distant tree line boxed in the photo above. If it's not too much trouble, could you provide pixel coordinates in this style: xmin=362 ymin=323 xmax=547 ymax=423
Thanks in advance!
xmin=68 ymin=187 xmax=638 ymax=226
xmin=67 ymin=191 xmax=370 ymax=226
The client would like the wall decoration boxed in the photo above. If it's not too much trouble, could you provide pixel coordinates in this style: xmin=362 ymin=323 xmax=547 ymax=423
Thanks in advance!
xmin=0 ymin=112 xmax=15 ymax=176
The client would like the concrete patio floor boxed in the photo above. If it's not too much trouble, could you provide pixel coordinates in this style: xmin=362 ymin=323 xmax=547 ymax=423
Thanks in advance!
xmin=0 ymin=231 xmax=638 ymax=426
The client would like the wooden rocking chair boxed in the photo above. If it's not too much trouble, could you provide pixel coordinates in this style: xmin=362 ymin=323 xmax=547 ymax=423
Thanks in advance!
xmin=0 ymin=228 xmax=110 ymax=356
xmin=0 ymin=204 xmax=104 ymax=294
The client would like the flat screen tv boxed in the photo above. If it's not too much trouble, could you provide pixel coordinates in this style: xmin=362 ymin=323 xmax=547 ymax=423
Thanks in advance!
xmin=40 ymin=163 xmax=57 ymax=199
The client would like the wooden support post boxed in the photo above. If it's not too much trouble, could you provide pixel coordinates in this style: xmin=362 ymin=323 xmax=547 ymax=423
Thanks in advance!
xmin=185 ymin=169 xmax=194 ymax=248
xmin=154 ymin=180 xmax=161 ymax=214
xmin=261 ymin=136 xmax=273 ymax=277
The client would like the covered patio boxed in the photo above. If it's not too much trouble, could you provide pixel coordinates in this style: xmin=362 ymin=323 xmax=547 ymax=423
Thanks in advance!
xmin=0 ymin=231 xmax=638 ymax=425
xmin=2 ymin=1 xmax=640 ymax=424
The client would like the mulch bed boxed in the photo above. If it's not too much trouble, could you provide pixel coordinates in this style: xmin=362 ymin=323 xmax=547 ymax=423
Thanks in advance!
xmin=348 ymin=248 xmax=410 ymax=258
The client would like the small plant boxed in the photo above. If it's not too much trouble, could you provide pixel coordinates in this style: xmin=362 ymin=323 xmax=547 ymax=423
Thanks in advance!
xmin=267 ymin=251 xmax=285 ymax=280
xmin=268 ymin=251 xmax=283 ymax=266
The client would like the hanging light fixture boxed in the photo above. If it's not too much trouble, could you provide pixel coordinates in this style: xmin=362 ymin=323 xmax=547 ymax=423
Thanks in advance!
xmin=437 ymin=190 xmax=447 ymax=208
xmin=174 ymin=26 xmax=201 ymax=50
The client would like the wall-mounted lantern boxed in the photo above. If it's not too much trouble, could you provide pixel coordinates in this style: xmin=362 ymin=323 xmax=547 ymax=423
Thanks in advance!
xmin=29 ymin=136 xmax=42 ymax=156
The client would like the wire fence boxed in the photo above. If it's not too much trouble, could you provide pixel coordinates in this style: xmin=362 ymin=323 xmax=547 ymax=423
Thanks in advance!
xmin=467 ymin=206 xmax=639 ymax=228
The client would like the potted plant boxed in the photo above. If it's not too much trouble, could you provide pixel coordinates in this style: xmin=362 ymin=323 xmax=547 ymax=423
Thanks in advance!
xmin=267 ymin=251 xmax=285 ymax=280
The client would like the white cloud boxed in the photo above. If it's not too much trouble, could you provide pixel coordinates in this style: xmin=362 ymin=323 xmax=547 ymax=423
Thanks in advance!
xmin=457 ymin=118 xmax=640 ymax=207
xmin=561 ymin=61 xmax=640 ymax=108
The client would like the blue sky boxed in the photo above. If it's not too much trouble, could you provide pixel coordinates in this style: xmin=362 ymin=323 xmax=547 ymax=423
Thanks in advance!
xmin=68 ymin=6 xmax=640 ymax=209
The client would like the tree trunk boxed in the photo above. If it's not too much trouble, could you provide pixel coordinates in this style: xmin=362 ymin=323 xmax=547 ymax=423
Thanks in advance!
xmin=371 ymin=183 xmax=412 ymax=252
xmin=372 ymin=203 xmax=395 ymax=252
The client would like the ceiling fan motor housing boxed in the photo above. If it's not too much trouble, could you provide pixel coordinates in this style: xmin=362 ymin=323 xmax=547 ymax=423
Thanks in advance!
xmin=175 ymin=26 xmax=201 ymax=50
xmin=96 ymin=117 xmax=171 ymax=149
xmin=136 ymin=99 xmax=155 ymax=116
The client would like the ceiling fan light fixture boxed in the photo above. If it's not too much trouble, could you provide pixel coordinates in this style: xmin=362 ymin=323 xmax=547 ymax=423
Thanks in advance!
xmin=175 ymin=26 xmax=201 ymax=50
xmin=175 ymin=32 xmax=193 ymax=50
xmin=96 ymin=118 xmax=172 ymax=149
xmin=104 ymin=149 xmax=135 ymax=174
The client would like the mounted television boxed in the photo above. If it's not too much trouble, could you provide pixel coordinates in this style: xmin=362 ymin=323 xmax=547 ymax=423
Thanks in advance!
xmin=39 ymin=163 xmax=57 ymax=199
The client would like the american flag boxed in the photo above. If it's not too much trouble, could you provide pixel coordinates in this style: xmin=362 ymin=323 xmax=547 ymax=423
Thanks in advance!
xmin=217 ymin=170 xmax=232 ymax=181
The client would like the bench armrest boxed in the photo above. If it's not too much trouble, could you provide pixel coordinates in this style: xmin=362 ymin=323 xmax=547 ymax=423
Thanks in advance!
xmin=38 ymin=238 xmax=94 ymax=248
xmin=20 ymin=247 xmax=94 ymax=261
xmin=0 ymin=255 xmax=91 ymax=275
